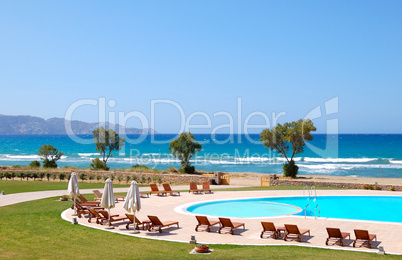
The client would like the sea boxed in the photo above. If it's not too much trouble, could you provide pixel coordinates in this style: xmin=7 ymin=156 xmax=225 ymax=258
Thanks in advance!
xmin=0 ymin=134 xmax=401 ymax=178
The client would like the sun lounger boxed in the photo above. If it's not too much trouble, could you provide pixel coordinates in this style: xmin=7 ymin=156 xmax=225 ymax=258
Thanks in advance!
xmin=284 ymin=224 xmax=311 ymax=242
xmin=125 ymin=214 xmax=151 ymax=230
xmin=147 ymin=215 xmax=179 ymax=233
xmin=74 ymin=202 xmax=102 ymax=218
xmin=149 ymin=184 xmax=167 ymax=196
xmin=98 ymin=210 xmax=129 ymax=226
xmin=195 ymin=216 xmax=219 ymax=232
xmin=88 ymin=207 xmax=105 ymax=224
xmin=140 ymin=192 xmax=150 ymax=198
xmin=162 ymin=183 xmax=180 ymax=196
xmin=218 ymin=217 xmax=245 ymax=235
xmin=189 ymin=182 xmax=203 ymax=194
xmin=78 ymin=194 xmax=101 ymax=206
xmin=353 ymin=229 xmax=377 ymax=248
xmin=93 ymin=189 xmax=125 ymax=202
xmin=202 ymin=182 xmax=212 ymax=194
xmin=261 ymin=222 xmax=279 ymax=239
xmin=326 ymin=227 xmax=350 ymax=246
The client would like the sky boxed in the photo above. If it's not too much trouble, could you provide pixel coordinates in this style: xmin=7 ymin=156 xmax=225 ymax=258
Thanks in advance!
xmin=0 ymin=0 xmax=401 ymax=134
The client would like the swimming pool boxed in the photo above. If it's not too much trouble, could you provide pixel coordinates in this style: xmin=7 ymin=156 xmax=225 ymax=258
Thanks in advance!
xmin=185 ymin=196 xmax=402 ymax=223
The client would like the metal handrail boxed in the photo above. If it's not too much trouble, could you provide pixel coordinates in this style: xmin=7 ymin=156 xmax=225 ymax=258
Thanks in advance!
xmin=304 ymin=204 xmax=312 ymax=218
xmin=311 ymin=186 xmax=317 ymax=199
xmin=315 ymin=205 xmax=320 ymax=219
xmin=303 ymin=185 xmax=310 ymax=198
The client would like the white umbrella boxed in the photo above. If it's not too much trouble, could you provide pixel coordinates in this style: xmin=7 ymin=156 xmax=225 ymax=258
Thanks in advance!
xmin=100 ymin=178 xmax=115 ymax=229
xmin=67 ymin=172 xmax=79 ymax=216
xmin=123 ymin=181 xmax=141 ymax=233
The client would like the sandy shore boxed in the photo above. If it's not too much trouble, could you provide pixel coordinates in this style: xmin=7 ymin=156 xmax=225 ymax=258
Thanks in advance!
xmin=229 ymin=172 xmax=402 ymax=186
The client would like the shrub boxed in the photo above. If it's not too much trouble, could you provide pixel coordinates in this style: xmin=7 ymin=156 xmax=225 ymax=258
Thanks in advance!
xmin=132 ymin=164 xmax=150 ymax=170
xmin=132 ymin=175 xmax=138 ymax=182
xmin=79 ymin=173 xmax=87 ymax=182
xmin=29 ymin=160 xmax=41 ymax=168
xmin=11 ymin=172 xmax=16 ymax=180
xmin=5 ymin=172 xmax=12 ymax=180
xmin=52 ymin=174 xmax=57 ymax=181
xmin=59 ymin=173 xmax=66 ymax=181
xmin=117 ymin=175 xmax=123 ymax=183
xmin=90 ymin=158 xmax=110 ymax=171
xmin=89 ymin=174 xmax=95 ymax=183
xmin=96 ymin=175 xmax=102 ymax=181
xmin=0 ymin=173 xmax=4 ymax=180
xmin=152 ymin=175 xmax=162 ymax=184
xmin=283 ymin=160 xmax=299 ymax=178
xmin=39 ymin=172 xmax=45 ymax=180
xmin=46 ymin=173 xmax=51 ymax=181
xmin=363 ymin=184 xmax=373 ymax=190
xmin=32 ymin=172 xmax=39 ymax=181
xmin=178 ymin=165 xmax=195 ymax=174
xmin=103 ymin=175 xmax=108 ymax=181
xmin=25 ymin=172 xmax=32 ymax=180
xmin=125 ymin=175 xmax=131 ymax=183
xmin=17 ymin=172 xmax=25 ymax=181
xmin=140 ymin=176 xmax=146 ymax=183
xmin=373 ymin=185 xmax=381 ymax=190
xmin=389 ymin=186 xmax=396 ymax=191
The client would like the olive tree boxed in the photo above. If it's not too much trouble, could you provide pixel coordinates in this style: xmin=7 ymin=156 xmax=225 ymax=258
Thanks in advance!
xmin=260 ymin=119 xmax=316 ymax=178
xmin=169 ymin=132 xmax=202 ymax=174
xmin=92 ymin=127 xmax=125 ymax=169
xmin=38 ymin=144 xmax=63 ymax=168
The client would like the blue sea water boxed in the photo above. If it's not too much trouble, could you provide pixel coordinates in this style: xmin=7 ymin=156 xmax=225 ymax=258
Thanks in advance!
xmin=0 ymin=134 xmax=402 ymax=178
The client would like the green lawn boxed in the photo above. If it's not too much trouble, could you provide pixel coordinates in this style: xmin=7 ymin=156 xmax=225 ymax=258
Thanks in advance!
xmin=0 ymin=196 xmax=398 ymax=259
xmin=0 ymin=180 xmax=130 ymax=194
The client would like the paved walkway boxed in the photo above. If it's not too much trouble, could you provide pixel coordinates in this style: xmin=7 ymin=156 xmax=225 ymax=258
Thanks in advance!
xmin=2 ymin=186 xmax=402 ymax=255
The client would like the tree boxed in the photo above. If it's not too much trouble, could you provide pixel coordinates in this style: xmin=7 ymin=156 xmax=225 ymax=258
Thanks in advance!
xmin=46 ymin=173 xmax=51 ymax=181
xmin=38 ymin=144 xmax=63 ymax=168
xmin=17 ymin=172 xmax=25 ymax=181
xmin=59 ymin=173 xmax=66 ymax=182
xmin=169 ymin=132 xmax=202 ymax=174
xmin=90 ymin=158 xmax=109 ymax=171
xmin=260 ymin=119 xmax=316 ymax=178
xmin=92 ymin=127 xmax=125 ymax=169
xmin=29 ymin=160 xmax=41 ymax=168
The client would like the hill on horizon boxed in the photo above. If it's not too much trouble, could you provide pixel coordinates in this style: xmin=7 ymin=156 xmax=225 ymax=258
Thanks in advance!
xmin=0 ymin=114 xmax=157 ymax=135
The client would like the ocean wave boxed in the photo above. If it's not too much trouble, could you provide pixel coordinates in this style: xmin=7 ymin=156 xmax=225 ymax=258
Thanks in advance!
xmin=78 ymin=153 xmax=99 ymax=157
xmin=300 ymin=163 xmax=402 ymax=170
xmin=300 ymin=157 xmax=374 ymax=163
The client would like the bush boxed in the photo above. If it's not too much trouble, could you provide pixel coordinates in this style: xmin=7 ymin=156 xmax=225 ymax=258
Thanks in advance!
xmin=152 ymin=175 xmax=162 ymax=184
xmin=79 ymin=173 xmax=87 ymax=182
xmin=17 ymin=172 xmax=25 ymax=181
xmin=43 ymin=159 xmax=57 ymax=168
xmin=389 ymin=186 xmax=396 ymax=191
xmin=283 ymin=160 xmax=299 ymax=178
xmin=46 ymin=173 xmax=51 ymax=181
xmin=363 ymin=184 xmax=373 ymax=190
xmin=90 ymin=158 xmax=110 ymax=171
xmin=0 ymin=173 xmax=4 ymax=180
xmin=96 ymin=175 xmax=102 ymax=181
xmin=373 ymin=185 xmax=381 ymax=190
xmin=32 ymin=172 xmax=39 ymax=181
xmin=89 ymin=174 xmax=95 ymax=183
xmin=178 ymin=165 xmax=195 ymax=174
xmin=126 ymin=175 xmax=131 ymax=183
xmin=29 ymin=160 xmax=41 ymax=168
xmin=59 ymin=173 xmax=66 ymax=181
xmin=117 ymin=175 xmax=123 ymax=183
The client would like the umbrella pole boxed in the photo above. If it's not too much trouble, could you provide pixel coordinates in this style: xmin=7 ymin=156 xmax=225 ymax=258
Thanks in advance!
xmin=130 ymin=210 xmax=140 ymax=234
xmin=72 ymin=194 xmax=77 ymax=216
xmin=106 ymin=207 xmax=114 ymax=229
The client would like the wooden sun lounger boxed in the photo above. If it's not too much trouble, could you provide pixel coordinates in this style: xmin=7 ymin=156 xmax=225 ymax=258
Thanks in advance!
xmin=326 ymin=227 xmax=350 ymax=246
xmin=98 ymin=210 xmax=129 ymax=226
xmin=88 ymin=207 xmax=105 ymax=224
xmin=125 ymin=214 xmax=151 ymax=230
xmin=147 ymin=215 xmax=179 ymax=233
xmin=261 ymin=222 xmax=279 ymax=239
xmin=189 ymin=182 xmax=203 ymax=194
xmin=202 ymin=182 xmax=212 ymax=194
xmin=78 ymin=194 xmax=101 ymax=206
xmin=93 ymin=189 xmax=125 ymax=202
xmin=284 ymin=224 xmax=311 ymax=242
xmin=353 ymin=229 xmax=377 ymax=248
xmin=74 ymin=202 xmax=102 ymax=218
xmin=162 ymin=183 xmax=180 ymax=196
xmin=218 ymin=217 xmax=245 ymax=235
xmin=195 ymin=216 xmax=219 ymax=232
xmin=149 ymin=184 xmax=167 ymax=196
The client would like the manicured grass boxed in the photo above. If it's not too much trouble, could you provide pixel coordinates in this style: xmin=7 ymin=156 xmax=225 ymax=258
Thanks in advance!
xmin=0 ymin=197 xmax=397 ymax=259
xmin=0 ymin=180 xmax=130 ymax=194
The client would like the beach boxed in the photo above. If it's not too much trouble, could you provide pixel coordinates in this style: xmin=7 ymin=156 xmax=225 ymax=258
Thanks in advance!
xmin=229 ymin=172 xmax=402 ymax=186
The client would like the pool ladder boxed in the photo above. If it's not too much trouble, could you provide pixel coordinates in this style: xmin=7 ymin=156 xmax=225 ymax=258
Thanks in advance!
xmin=304 ymin=204 xmax=321 ymax=219
xmin=303 ymin=185 xmax=317 ymax=199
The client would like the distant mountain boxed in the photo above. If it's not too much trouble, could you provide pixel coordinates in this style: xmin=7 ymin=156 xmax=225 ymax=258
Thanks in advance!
xmin=0 ymin=115 xmax=157 ymax=135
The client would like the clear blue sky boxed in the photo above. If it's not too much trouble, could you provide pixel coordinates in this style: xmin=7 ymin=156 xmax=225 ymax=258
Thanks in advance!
xmin=0 ymin=1 xmax=401 ymax=133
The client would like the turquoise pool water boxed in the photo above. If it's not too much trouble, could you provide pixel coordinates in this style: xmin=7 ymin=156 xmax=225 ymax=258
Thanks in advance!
xmin=186 ymin=196 xmax=402 ymax=223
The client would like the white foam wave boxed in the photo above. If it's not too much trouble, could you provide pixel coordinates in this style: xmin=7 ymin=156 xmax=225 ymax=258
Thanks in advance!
xmin=390 ymin=160 xmax=402 ymax=164
xmin=299 ymin=157 xmax=375 ymax=163
xmin=78 ymin=153 xmax=99 ymax=157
